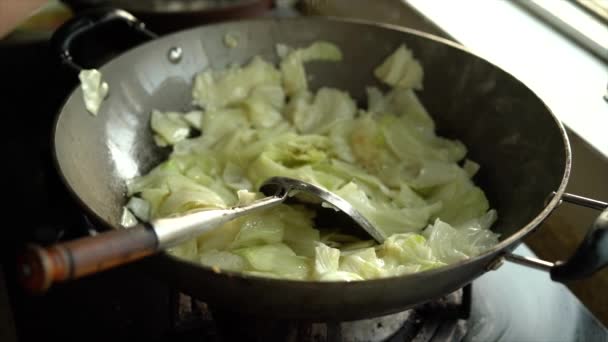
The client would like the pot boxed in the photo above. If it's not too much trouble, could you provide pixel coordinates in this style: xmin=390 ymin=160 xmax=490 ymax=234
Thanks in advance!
xmin=18 ymin=9 xmax=608 ymax=320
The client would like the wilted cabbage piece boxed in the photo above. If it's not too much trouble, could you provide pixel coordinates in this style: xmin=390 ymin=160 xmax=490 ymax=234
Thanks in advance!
xmin=126 ymin=197 xmax=151 ymax=222
xmin=151 ymin=110 xmax=191 ymax=145
xmin=314 ymin=243 xmax=341 ymax=278
xmin=374 ymin=45 xmax=423 ymax=90
xmin=192 ymin=56 xmax=281 ymax=110
xmin=200 ymin=250 xmax=246 ymax=272
xmin=79 ymin=69 xmax=109 ymax=115
xmin=280 ymin=41 xmax=342 ymax=95
xmin=128 ymin=41 xmax=499 ymax=281
xmin=120 ymin=207 xmax=138 ymax=228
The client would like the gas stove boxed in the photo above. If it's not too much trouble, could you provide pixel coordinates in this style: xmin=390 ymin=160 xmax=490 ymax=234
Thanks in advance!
xmin=172 ymin=288 xmax=469 ymax=341
xmin=1 ymin=2 xmax=607 ymax=342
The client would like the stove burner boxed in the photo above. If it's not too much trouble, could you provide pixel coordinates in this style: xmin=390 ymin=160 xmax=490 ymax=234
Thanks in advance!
xmin=171 ymin=286 xmax=471 ymax=341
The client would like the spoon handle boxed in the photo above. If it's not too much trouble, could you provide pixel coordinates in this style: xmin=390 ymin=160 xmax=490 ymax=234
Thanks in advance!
xmin=153 ymin=195 xmax=285 ymax=249
xmin=17 ymin=225 xmax=158 ymax=293
xmin=17 ymin=194 xmax=286 ymax=293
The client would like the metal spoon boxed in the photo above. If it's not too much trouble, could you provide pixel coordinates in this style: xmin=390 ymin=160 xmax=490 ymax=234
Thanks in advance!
xmin=18 ymin=176 xmax=385 ymax=293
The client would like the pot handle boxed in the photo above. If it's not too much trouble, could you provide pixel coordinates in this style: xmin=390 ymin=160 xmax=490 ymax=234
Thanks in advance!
xmin=504 ymin=192 xmax=608 ymax=282
xmin=51 ymin=8 xmax=157 ymax=73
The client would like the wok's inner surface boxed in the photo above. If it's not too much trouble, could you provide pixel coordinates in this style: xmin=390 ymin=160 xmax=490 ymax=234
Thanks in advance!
xmin=53 ymin=18 xmax=569 ymax=318
xmin=55 ymin=18 xmax=568 ymax=241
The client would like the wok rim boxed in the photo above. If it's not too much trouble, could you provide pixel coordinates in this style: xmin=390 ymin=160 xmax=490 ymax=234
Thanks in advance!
xmin=109 ymin=0 xmax=271 ymax=16
xmin=51 ymin=16 xmax=572 ymax=287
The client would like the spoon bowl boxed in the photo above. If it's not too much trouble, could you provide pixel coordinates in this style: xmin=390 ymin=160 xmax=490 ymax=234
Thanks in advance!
xmin=260 ymin=177 xmax=386 ymax=243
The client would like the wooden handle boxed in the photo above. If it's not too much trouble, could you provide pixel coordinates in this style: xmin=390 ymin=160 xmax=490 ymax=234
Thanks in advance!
xmin=17 ymin=225 xmax=159 ymax=293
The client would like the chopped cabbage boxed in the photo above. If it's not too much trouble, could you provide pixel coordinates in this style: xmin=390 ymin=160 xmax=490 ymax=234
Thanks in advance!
xmin=280 ymin=205 xmax=320 ymax=256
xmin=334 ymin=182 xmax=434 ymax=237
xmin=463 ymin=159 xmax=481 ymax=178
xmin=223 ymin=162 xmax=252 ymax=191
xmin=153 ymin=135 xmax=170 ymax=147
xmin=319 ymin=271 xmax=364 ymax=281
xmin=151 ymin=110 xmax=191 ymax=145
xmin=79 ymin=69 xmax=109 ymax=116
xmin=291 ymin=87 xmax=356 ymax=134
xmin=223 ymin=33 xmax=239 ymax=48
xmin=230 ymin=211 xmax=285 ymax=248
xmin=236 ymin=243 xmax=311 ymax=280
xmin=374 ymin=45 xmax=423 ymax=90
xmin=127 ymin=41 xmax=500 ymax=281
xmin=198 ymin=108 xmax=250 ymax=147
xmin=299 ymin=41 xmax=342 ymax=62
xmin=120 ymin=207 xmax=138 ymax=228
xmin=167 ymin=238 xmax=198 ymax=262
xmin=197 ymin=220 xmax=241 ymax=252
xmin=366 ymin=86 xmax=386 ymax=116
xmin=314 ymin=243 xmax=341 ymax=277
xmin=427 ymin=173 xmax=490 ymax=226
xmin=126 ymin=197 xmax=151 ymax=221
xmin=368 ymin=87 xmax=435 ymax=135
xmin=192 ymin=56 xmax=281 ymax=110
xmin=275 ymin=43 xmax=292 ymax=59
xmin=182 ymin=110 xmax=203 ymax=129
xmin=424 ymin=211 xmax=499 ymax=263
xmin=380 ymin=233 xmax=445 ymax=271
xmin=280 ymin=41 xmax=342 ymax=95
xmin=200 ymin=250 xmax=246 ymax=272
xmin=339 ymin=248 xmax=386 ymax=279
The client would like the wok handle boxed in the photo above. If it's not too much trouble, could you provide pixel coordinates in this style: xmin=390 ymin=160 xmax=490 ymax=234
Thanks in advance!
xmin=504 ymin=192 xmax=608 ymax=282
xmin=51 ymin=8 xmax=157 ymax=73
xmin=17 ymin=225 xmax=158 ymax=293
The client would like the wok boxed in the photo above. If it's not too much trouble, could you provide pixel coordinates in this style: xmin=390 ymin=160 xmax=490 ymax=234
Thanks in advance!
xmin=18 ymin=9 xmax=608 ymax=320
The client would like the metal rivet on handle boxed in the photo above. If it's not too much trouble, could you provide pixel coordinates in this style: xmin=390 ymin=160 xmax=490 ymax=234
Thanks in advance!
xmin=168 ymin=46 xmax=183 ymax=64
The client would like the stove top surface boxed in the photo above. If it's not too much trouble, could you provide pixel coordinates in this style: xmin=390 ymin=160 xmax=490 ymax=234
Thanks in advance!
xmin=0 ymin=6 xmax=606 ymax=342
xmin=468 ymin=244 xmax=606 ymax=342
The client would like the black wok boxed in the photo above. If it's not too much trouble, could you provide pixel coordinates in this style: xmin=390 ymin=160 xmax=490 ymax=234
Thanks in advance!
xmin=18 ymin=9 xmax=608 ymax=320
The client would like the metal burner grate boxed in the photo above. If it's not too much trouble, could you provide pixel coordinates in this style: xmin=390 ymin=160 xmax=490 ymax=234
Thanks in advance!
xmin=170 ymin=286 xmax=471 ymax=341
